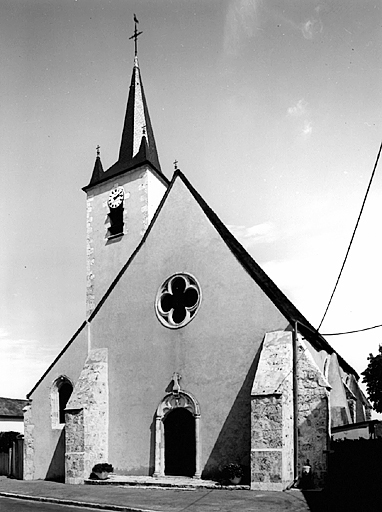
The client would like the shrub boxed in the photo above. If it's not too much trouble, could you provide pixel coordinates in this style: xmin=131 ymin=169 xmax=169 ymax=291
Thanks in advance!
xmin=89 ymin=463 xmax=114 ymax=479
xmin=221 ymin=463 xmax=243 ymax=482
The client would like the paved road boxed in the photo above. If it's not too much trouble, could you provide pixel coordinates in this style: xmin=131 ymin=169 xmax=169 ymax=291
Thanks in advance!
xmin=0 ymin=477 xmax=323 ymax=512
xmin=0 ymin=496 xmax=102 ymax=511
xmin=0 ymin=492 xmax=315 ymax=512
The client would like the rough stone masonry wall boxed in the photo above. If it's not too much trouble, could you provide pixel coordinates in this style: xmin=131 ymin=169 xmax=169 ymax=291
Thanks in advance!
xmin=23 ymin=404 xmax=35 ymax=480
xmin=296 ymin=338 xmax=330 ymax=488
xmin=251 ymin=395 xmax=283 ymax=487
xmin=65 ymin=348 xmax=108 ymax=484
xmin=251 ymin=331 xmax=294 ymax=491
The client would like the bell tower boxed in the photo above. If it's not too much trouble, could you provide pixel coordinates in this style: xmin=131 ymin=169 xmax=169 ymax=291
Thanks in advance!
xmin=82 ymin=19 xmax=169 ymax=316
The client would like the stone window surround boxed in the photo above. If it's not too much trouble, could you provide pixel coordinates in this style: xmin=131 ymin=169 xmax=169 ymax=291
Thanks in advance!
xmin=50 ymin=375 xmax=73 ymax=429
xmin=155 ymin=273 xmax=202 ymax=329
xmin=153 ymin=390 xmax=201 ymax=478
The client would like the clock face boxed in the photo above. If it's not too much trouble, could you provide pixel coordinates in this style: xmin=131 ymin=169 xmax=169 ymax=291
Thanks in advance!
xmin=108 ymin=187 xmax=124 ymax=209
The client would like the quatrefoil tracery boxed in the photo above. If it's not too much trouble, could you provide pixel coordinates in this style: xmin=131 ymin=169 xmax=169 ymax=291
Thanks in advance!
xmin=156 ymin=273 xmax=201 ymax=328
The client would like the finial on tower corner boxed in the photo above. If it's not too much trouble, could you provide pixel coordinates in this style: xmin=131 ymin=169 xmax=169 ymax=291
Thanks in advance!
xmin=96 ymin=145 xmax=101 ymax=158
xmin=129 ymin=14 xmax=143 ymax=57
xmin=173 ymin=159 xmax=178 ymax=171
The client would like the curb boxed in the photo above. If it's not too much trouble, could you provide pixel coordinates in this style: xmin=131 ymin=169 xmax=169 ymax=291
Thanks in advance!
xmin=0 ymin=491 xmax=159 ymax=512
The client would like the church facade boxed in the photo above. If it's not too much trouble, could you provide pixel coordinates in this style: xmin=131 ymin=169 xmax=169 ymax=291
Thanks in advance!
xmin=23 ymin=43 xmax=370 ymax=491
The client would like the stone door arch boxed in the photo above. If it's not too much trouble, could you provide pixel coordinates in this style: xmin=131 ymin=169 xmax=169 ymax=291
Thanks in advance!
xmin=154 ymin=390 xmax=201 ymax=478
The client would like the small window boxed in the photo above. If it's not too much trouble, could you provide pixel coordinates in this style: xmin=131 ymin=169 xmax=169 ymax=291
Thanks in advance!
xmin=323 ymin=356 xmax=330 ymax=378
xmin=108 ymin=204 xmax=124 ymax=237
xmin=59 ymin=381 xmax=73 ymax=424
xmin=51 ymin=376 xmax=73 ymax=428
xmin=107 ymin=187 xmax=124 ymax=237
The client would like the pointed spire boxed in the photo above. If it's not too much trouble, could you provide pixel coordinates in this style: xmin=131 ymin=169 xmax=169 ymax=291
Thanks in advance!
xmin=87 ymin=145 xmax=104 ymax=187
xmin=83 ymin=17 xmax=164 ymax=191
xmin=117 ymin=54 xmax=161 ymax=172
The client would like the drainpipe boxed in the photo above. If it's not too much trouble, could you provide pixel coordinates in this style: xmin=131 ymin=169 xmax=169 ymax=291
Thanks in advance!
xmin=293 ymin=321 xmax=299 ymax=482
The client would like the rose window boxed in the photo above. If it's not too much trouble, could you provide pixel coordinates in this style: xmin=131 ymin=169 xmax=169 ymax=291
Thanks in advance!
xmin=155 ymin=273 xmax=201 ymax=328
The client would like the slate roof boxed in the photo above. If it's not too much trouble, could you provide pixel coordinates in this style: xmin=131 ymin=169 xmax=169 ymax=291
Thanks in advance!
xmin=0 ymin=397 xmax=29 ymax=418
xmin=83 ymin=57 xmax=167 ymax=191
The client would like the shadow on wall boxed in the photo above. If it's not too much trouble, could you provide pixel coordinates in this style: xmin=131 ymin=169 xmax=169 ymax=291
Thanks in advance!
xmin=202 ymin=349 xmax=261 ymax=483
xmin=331 ymin=406 xmax=349 ymax=428
xmin=149 ymin=413 xmax=156 ymax=475
xmin=45 ymin=429 xmax=65 ymax=482
xmin=298 ymin=401 xmax=329 ymax=490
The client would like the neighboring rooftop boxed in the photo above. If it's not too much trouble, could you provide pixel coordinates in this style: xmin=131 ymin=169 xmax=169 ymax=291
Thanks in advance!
xmin=0 ymin=397 xmax=29 ymax=418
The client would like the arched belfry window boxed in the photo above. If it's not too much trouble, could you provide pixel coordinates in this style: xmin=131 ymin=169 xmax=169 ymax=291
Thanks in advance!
xmin=51 ymin=376 xmax=73 ymax=428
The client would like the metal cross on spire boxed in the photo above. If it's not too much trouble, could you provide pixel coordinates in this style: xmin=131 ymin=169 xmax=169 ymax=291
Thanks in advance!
xmin=129 ymin=14 xmax=143 ymax=56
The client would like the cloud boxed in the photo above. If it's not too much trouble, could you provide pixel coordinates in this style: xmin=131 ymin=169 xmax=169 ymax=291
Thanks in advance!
xmin=228 ymin=221 xmax=279 ymax=248
xmin=223 ymin=0 xmax=262 ymax=56
xmin=302 ymin=120 xmax=313 ymax=138
xmin=0 ymin=332 xmax=57 ymax=398
xmin=287 ymin=100 xmax=312 ymax=139
xmin=0 ymin=327 xmax=10 ymax=338
xmin=300 ymin=15 xmax=323 ymax=40
xmin=287 ymin=99 xmax=308 ymax=117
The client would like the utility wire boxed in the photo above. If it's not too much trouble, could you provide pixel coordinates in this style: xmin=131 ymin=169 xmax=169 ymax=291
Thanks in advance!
xmin=322 ymin=323 xmax=382 ymax=336
xmin=318 ymin=141 xmax=382 ymax=330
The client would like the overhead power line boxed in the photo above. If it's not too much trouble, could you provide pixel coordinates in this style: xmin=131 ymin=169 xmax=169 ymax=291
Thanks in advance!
xmin=318 ymin=141 xmax=382 ymax=330
xmin=322 ymin=323 xmax=382 ymax=336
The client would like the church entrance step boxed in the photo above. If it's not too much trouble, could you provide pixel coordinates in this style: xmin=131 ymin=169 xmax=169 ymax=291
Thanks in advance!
xmin=84 ymin=475 xmax=249 ymax=490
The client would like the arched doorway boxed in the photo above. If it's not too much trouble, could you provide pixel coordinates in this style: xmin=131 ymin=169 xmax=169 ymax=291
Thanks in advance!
xmin=164 ymin=408 xmax=195 ymax=476
xmin=154 ymin=390 xmax=201 ymax=478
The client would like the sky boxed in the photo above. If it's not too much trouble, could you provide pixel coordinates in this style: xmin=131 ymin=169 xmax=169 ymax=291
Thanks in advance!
xmin=1 ymin=0 xmax=381 ymax=411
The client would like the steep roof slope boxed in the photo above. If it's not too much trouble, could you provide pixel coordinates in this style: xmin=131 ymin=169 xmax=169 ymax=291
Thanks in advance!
xmin=83 ymin=57 xmax=167 ymax=191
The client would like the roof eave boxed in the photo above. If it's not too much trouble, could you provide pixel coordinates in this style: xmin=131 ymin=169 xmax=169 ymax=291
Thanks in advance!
xmin=82 ymin=160 xmax=169 ymax=193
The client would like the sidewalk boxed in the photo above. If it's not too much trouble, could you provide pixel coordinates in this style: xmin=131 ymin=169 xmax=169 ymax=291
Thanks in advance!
xmin=0 ymin=476 xmax=322 ymax=512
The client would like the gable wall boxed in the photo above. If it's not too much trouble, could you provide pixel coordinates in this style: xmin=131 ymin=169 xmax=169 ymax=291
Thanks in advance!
xmin=89 ymin=177 xmax=290 ymax=476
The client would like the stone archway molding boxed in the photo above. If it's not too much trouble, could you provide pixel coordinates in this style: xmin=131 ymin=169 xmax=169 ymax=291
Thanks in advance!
xmin=154 ymin=389 xmax=201 ymax=478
